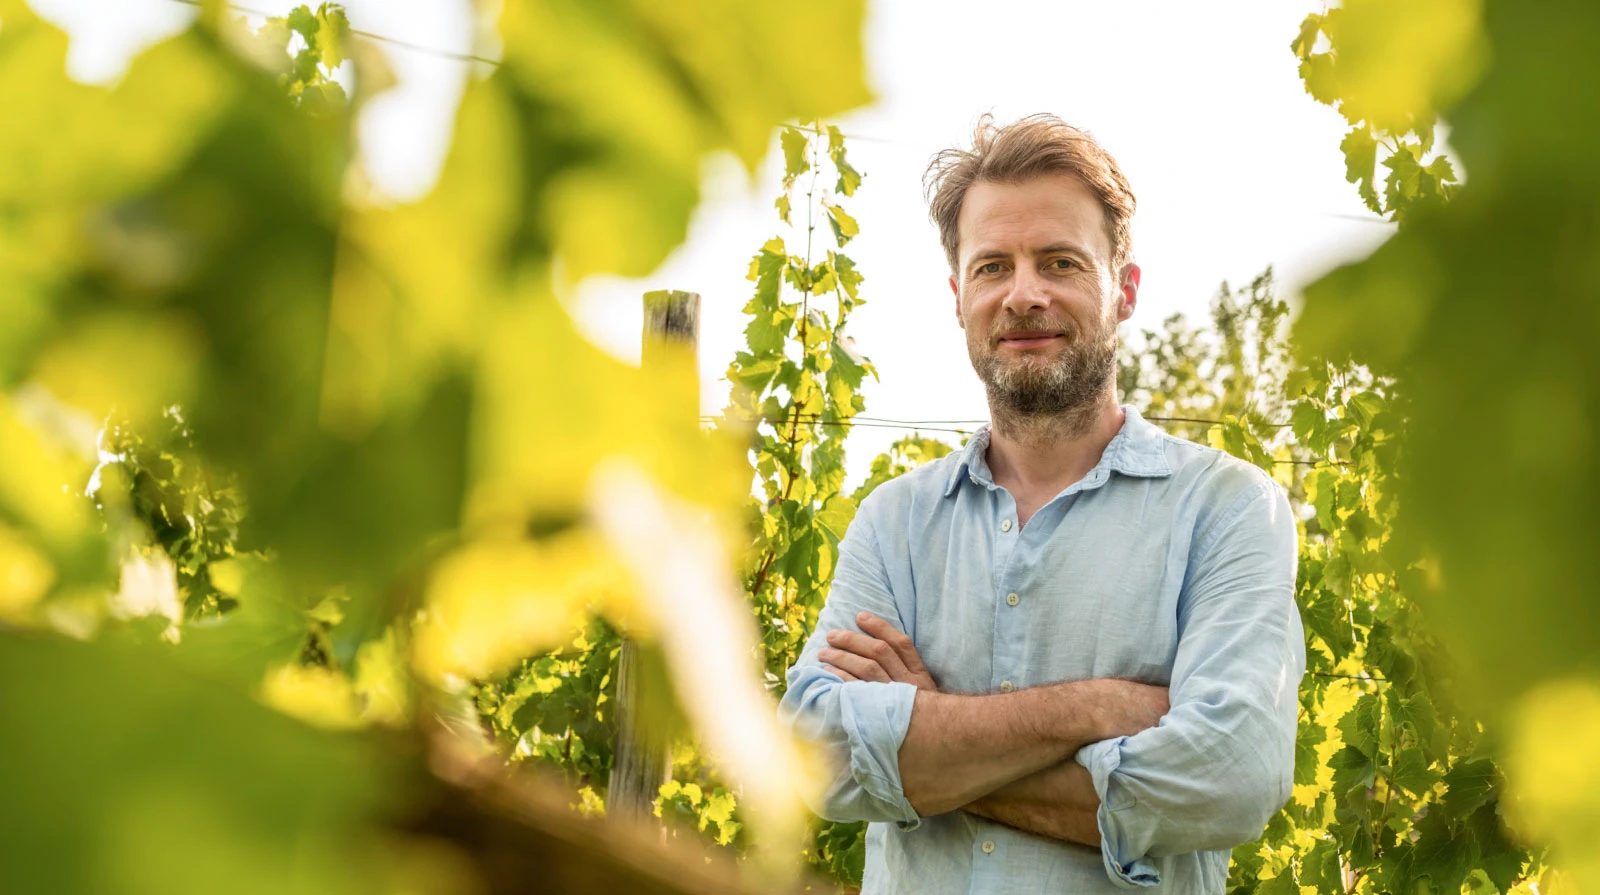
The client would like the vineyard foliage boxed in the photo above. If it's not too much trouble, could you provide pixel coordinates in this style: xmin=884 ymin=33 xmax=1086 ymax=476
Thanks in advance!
xmin=1 ymin=0 xmax=1590 ymax=891
xmin=253 ymin=3 xmax=351 ymax=115
xmin=1292 ymin=0 xmax=1600 ymax=887
xmin=0 ymin=0 xmax=870 ymax=890
xmin=472 ymin=118 xmax=933 ymax=882
xmin=1123 ymin=277 xmax=1544 ymax=894
xmin=1290 ymin=0 xmax=1471 ymax=224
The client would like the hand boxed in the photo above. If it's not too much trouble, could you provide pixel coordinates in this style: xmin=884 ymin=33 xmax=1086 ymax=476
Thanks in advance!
xmin=819 ymin=612 xmax=938 ymax=692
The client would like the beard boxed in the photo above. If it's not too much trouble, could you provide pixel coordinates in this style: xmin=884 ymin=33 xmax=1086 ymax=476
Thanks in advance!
xmin=967 ymin=306 xmax=1118 ymax=418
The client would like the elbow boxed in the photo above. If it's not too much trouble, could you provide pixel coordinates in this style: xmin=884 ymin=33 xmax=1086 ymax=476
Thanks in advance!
xmin=1139 ymin=759 xmax=1292 ymax=857
xmin=1186 ymin=760 xmax=1293 ymax=852
xmin=1227 ymin=740 xmax=1296 ymax=843
xmin=1212 ymin=781 xmax=1285 ymax=850
xmin=1233 ymin=757 xmax=1294 ymax=843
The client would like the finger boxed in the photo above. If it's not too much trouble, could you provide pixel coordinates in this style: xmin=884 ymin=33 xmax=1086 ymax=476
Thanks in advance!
xmin=822 ymin=664 xmax=859 ymax=683
xmin=826 ymin=629 xmax=910 ymax=680
xmin=818 ymin=646 xmax=891 ymax=683
xmin=819 ymin=648 xmax=886 ymax=682
xmin=856 ymin=612 xmax=928 ymax=673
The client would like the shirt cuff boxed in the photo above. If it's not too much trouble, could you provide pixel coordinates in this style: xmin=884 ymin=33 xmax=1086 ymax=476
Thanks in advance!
xmin=1077 ymin=738 xmax=1160 ymax=888
xmin=838 ymin=678 xmax=921 ymax=827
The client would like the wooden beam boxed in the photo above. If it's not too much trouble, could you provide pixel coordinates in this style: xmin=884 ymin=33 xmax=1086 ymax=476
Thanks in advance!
xmin=608 ymin=289 xmax=701 ymax=821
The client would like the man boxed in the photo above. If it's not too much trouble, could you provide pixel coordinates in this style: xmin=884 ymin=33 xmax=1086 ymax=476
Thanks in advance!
xmin=777 ymin=114 xmax=1305 ymax=892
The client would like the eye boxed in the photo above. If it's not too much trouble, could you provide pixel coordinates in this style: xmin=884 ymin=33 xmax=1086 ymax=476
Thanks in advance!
xmin=978 ymin=261 xmax=1003 ymax=275
xmin=1050 ymin=258 xmax=1077 ymax=271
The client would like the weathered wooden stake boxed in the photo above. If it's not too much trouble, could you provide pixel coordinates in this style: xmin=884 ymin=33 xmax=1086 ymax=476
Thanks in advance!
xmin=608 ymin=289 xmax=701 ymax=822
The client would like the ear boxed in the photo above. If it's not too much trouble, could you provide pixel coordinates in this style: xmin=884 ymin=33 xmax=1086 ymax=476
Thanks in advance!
xmin=950 ymin=274 xmax=964 ymax=328
xmin=1116 ymin=263 xmax=1141 ymax=323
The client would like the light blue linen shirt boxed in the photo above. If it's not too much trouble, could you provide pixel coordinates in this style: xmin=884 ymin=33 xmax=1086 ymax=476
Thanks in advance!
xmin=779 ymin=406 xmax=1305 ymax=893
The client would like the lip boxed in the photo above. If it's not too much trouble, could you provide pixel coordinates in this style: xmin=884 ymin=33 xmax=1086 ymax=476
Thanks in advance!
xmin=998 ymin=333 xmax=1063 ymax=349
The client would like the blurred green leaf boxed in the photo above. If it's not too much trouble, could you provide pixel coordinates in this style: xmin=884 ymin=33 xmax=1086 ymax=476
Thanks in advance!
xmin=0 ymin=631 xmax=398 ymax=895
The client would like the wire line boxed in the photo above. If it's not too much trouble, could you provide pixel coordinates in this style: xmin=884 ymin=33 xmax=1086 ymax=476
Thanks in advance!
xmin=703 ymin=412 xmax=1294 ymax=429
xmin=165 ymin=0 xmax=503 ymax=64
xmin=701 ymin=412 xmax=1352 ymax=467
xmin=161 ymin=0 xmax=904 ymax=141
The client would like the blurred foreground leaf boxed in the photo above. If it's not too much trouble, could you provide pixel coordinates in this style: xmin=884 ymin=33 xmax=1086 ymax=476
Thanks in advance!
xmin=0 ymin=0 xmax=872 ymax=885
xmin=1294 ymin=0 xmax=1600 ymax=884
xmin=0 ymin=631 xmax=398 ymax=895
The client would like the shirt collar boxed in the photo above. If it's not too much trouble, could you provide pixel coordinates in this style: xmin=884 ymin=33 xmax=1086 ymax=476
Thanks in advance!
xmin=941 ymin=404 xmax=1172 ymax=498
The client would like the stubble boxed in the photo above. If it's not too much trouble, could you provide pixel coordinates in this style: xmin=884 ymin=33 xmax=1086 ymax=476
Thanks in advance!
xmin=967 ymin=301 xmax=1119 ymax=441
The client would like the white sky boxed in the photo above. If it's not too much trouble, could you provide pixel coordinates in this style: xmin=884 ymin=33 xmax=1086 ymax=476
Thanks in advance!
xmin=33 ymin=0 xmax=1393 ymax=488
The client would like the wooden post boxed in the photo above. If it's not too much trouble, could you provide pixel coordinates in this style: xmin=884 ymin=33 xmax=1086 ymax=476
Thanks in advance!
xmin=608 ymin=289 xmax=701 ymax=822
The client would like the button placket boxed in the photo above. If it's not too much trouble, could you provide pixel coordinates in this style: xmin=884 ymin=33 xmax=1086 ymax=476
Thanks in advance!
xmin=990 ymin=491 xmax=1026 ymax=721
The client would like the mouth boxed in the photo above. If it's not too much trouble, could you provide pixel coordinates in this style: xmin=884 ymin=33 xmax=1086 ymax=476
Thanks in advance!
xmin=997 ymin=332 xmax=1064 ymax=350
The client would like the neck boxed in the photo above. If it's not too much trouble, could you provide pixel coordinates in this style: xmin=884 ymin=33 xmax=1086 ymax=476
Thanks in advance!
xmin=985 ymin=389 xmax=1124 ymax=494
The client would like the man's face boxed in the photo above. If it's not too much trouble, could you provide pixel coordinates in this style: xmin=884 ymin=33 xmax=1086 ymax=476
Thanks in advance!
xmin=949 ymin=173 xmax=1139 ymax=416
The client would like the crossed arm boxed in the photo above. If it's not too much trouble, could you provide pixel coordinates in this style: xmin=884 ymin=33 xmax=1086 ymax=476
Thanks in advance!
xmin=820 ymin=612 xmax=1166 ymax=846
xmin=781 ymin=479 xmax=1303 ymax=883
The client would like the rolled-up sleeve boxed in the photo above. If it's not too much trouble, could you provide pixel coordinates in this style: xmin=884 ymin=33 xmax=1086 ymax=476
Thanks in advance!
xmin=1076 ymin=476 xmax=1306 ymax=888
xmin=778 ymin=495 xmax=922 ymax=826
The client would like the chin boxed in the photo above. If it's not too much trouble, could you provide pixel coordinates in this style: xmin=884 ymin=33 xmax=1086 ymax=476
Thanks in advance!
xmin=1001 ymin=354 xmax=1057 ymax=374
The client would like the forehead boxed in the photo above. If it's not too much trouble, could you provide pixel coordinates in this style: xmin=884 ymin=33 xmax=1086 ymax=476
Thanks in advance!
xmin=956 ymin=173 xmax=1111 ymax=262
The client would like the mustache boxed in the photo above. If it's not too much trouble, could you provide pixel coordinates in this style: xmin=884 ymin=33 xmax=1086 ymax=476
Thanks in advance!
xmin=987 ymin=316 xmax=1078 ymax=341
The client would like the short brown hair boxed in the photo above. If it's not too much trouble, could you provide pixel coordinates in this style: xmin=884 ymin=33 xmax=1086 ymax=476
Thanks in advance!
xmin=925 ymin=113 xmax=1136 ymax=275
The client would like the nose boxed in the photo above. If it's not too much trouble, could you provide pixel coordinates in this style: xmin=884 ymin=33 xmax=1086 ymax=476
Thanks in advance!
xmin=1000 ymin=264 xmax=1050 ymax=318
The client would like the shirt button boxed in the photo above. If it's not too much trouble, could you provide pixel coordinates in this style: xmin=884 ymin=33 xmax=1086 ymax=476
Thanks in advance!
xmin=999 ymin=680 xmax=1014 ymax=693
xmin=981 ymin=840 xmax=996 ymax=854
xmin=1006 ymin=592 xmax=1020 ymax=607
xmin=1000 ymin=519 xmax=1013 ymax=532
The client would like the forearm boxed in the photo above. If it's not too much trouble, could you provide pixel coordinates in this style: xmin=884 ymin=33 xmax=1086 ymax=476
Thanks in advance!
xmin=964 ymin=760 xmax=1101 ymax=846
xmin=897 ymin=680 xmax=1117 ymax=816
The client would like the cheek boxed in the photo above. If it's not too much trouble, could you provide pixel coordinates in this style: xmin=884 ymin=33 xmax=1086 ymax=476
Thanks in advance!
xmin=1069 ymin=273 xmax=1117 ymax=313
xmin=960 ymin=292 xmax=996 ymax=331
xmin=962 ymin=278 xmax=1005 ymax=308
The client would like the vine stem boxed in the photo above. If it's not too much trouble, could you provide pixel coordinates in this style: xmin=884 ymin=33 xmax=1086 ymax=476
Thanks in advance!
xmin=1371 ymin=696 xmax=1397 ymax=861
xmin=751 ymin=128 xmax=824 ymax=602
xmin=784 ymin=127 xmax=823 ymax=447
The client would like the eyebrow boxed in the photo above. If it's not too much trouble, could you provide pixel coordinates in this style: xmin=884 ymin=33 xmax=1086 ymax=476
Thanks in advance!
xmin=1032 ymin=242 xmax=1094 ymax=259
xmin=965 ymin=242 xmax=1094 ymax=269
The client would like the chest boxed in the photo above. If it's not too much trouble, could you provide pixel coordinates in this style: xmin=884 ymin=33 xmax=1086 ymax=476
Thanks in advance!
xmin=891 ymin=481 xmax=1193 ymax=695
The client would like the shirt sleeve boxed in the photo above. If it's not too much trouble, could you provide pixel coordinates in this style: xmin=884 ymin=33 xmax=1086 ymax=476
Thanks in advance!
xmin=777 ymin=494 xmax=922 ymax=827
xmin=1075 ymin=475 xmax=1306 ymax=888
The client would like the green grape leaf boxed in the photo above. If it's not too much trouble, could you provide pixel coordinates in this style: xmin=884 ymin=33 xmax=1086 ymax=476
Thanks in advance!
xmin=1300 ymin=836 xmax=1344 ymax=891
xmin=1441 ymin=757 xmax=1499 ymax=820
xmin=1295 ymin=716 xmax=1328 ymax=786
xmin=1390 ymin=747 xmax=1438 ymax=796
xmin=1340 ymin=126 xmax=1382 ymax=214
xmin=1466 ymin=801 xmax=1527 ymax=892
xmin=824 ymin=201 xmax=859 ymax=245
xmin=780 ymin=127 xmax=809 ymax=179
xmin=1290 ymin=13 xmax=1324 ymax=60
xmin=1337 ymin=693 xmax=1381 ymax=757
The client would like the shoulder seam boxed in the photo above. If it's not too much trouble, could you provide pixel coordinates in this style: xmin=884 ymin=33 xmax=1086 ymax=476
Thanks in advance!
xmin=1192 ymin=474 xmax=1282 ymax=559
